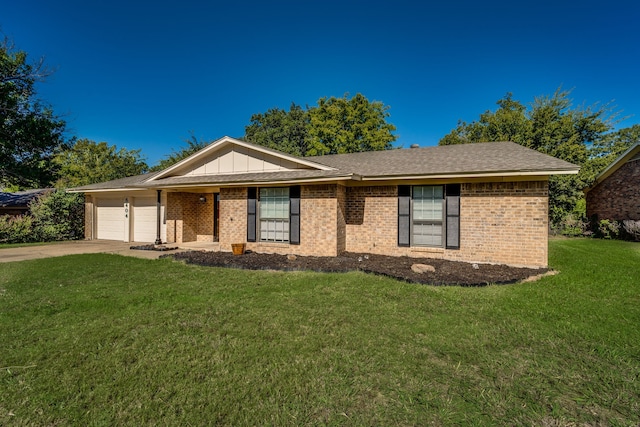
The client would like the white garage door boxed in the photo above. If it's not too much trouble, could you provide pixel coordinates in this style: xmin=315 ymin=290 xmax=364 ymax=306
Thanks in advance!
xmin=96 ymin=198 xmax=125 ymax=241
xmin=132 ymin=197 xmax=158 ymax=242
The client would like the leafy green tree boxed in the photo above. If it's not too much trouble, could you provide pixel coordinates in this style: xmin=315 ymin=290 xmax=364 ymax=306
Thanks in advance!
xmin=150 ymin=133 xmax=210 ymax=172
xmin=244 ymin=94 xmax=397 ymax=157
xmin=439 ymin=89 xmax=620 ymax=229
xmin=244 ymin=103 xmax=310 ymax=157
xmin=307 ymin=93 xmax=397 ymax=155
xmin=53 ymin=139 xmax=148 ymax=187
xmin=1 ymin=36 xmax=67 ymax=189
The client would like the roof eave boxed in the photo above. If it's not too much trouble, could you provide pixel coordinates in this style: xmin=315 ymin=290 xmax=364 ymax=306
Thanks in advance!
xmin=134 ymin=174 xmax=357 ymax=189
xmin=359 ymin=169 xmax=579 ymax=181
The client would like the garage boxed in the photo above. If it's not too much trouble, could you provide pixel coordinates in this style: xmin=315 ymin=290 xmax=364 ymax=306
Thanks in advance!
xmin=132 ymin=196 xmax=158 ymax=242
xmin=95 ymin=198 xmax=125 ymax=241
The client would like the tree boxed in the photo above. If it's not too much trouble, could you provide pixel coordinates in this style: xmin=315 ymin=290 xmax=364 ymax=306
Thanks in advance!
xmin=244 ymin=103 xmax=310 ymax=157
xmin=439 ymin=89 xmax=620 ymax=229
xmin=150 ymin=133 xmax=211 ymax=172
xmin=307 ymin=93 xmax=397 ymax=155
xmin=244 ymin=93 xmax=397 ymax=157
xmin=1 ymin=36 xmax=67 ymax=189
xmin=53 ymin=139 xmax=148 ymax=187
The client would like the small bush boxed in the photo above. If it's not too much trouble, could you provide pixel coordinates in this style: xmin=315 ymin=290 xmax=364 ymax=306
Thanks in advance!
xmin=597 ymin=219 xmax=621 ymax=239
xmin=556 ymin=213 xmax=589 ymax=237
xmin=0 ymin=215 xmax=34 ymax=243
xmin=622 ymin=220 xmax=640 ymax=241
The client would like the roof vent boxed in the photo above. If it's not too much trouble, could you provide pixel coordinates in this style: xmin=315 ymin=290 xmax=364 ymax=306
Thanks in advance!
xmin=410 ymin=144 xmax=420 ymax=149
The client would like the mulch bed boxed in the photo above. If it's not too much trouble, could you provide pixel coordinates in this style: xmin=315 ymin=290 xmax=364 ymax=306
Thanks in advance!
xmin=162 ymin=250 xmax=547 ymax=286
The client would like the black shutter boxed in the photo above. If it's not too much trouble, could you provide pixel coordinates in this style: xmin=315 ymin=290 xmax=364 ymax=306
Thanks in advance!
xmin=289 ymin=186 xmax=300 ymax=245
xmin=445 ymin=184 xmax=460 ymax=249
xmin=398 ymin=185 xmax=411 ymax=247
xmin=247 ymin=187 xmax=257 ymax=242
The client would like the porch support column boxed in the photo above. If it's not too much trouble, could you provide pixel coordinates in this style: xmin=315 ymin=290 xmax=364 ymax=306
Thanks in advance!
xmin=155 ymin=189 xmax=162 ymax=245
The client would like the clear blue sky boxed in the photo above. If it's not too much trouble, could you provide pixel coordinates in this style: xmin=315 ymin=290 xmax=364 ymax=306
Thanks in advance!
xmin=4 ymin=0 xmax=639 ymax=166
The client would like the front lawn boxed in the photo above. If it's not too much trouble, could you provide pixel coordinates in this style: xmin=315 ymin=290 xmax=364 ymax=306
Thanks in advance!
xmin=0 ymin=239 xmax=638 ymax=425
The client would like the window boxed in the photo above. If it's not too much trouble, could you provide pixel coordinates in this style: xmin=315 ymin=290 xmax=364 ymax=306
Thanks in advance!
xmin=412 ymin=185 xmax=444 ymax=246
xmin=259 ymin=187 xmax=289 ymax=242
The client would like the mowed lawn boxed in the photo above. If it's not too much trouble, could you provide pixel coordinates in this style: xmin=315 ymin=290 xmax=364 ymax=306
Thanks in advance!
xmin=1 ymin=239 xmax=638 ymax=426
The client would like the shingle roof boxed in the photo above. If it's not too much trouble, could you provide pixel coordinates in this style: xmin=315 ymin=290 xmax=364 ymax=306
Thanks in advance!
xmin=70 ymin=171 xmax=162 ymax=191
xmin=0 ymin=189 xmax=52 ymax=207
xmin=71 ymin=141 xmax=579 ymax=192
xmin=307 ymin=142 xmax=578 ymax=178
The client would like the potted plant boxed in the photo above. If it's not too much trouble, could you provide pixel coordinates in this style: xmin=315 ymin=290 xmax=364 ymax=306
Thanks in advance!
xmin=231 ymin=243 xmax=246 ymax=255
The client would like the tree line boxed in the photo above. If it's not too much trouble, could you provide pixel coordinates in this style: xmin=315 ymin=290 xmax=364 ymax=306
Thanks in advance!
xmin=1 ymin=35 xmax=638 ymax=237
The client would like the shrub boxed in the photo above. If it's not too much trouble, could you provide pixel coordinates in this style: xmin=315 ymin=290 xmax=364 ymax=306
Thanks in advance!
xmin=0 ymin=190 xmax=84 ymax=244
xmin=0 ymin=215 xmax=34 ymax=243
xmin=30 ymin=190 xmax=84 ymax=241
xmin=622 ymin=220 xmax=640 ymax=241
xmin=597 ymin=219 xmax=621 ymax=239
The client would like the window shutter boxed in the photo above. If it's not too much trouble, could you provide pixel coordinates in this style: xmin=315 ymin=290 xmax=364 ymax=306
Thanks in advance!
xmin=247 ymin=187 xmax=257 ymax=242
xmin=445 ymin=184 xmax=460 ymax=249
xmin=289 ymin=186 xmax=300 ymax=245
xmin=398 ymin=185 xmax=411 ymax=247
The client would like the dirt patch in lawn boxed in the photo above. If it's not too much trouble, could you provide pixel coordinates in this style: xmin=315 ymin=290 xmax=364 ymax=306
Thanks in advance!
xmin=163 ymin=251 xmax=547 ymax=286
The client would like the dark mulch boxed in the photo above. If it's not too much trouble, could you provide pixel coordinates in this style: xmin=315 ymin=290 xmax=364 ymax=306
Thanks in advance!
xmin=130 ymin=244 xmax=177 ymax=252
xmin=163 ymin=250 xmax=546 ymax=286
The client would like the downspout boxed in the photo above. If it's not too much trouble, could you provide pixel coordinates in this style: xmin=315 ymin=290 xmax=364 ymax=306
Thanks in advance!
xmin=155 ymin=189 xmax=162 ymax=245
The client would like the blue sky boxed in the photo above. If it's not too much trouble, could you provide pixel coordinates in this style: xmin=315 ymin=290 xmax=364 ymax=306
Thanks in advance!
xmin=4 ymin=0 xmax=639 ymax=166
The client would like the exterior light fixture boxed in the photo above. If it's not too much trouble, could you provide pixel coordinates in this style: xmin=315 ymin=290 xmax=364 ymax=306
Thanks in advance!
xmin=199 ymin=196 xmax=207 ymax=203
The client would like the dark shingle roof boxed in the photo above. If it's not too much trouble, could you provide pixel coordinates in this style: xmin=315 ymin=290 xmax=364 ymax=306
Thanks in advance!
xmin=0 ymin=189 xmax=52 ymax=207
xmin=307 ymin=142 xmax=578 ymax=178
xmin=71 ymin=141 xmax=579 ymax=192
xmin=69 ymin=171 xmax=162 ymax=191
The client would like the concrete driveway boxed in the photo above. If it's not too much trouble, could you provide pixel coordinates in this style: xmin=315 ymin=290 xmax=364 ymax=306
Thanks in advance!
xmin=0 ymin=240 xmax=172 ymax=263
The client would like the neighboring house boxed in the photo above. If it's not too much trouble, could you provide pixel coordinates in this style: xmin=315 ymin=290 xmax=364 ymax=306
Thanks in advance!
xmin=585 ymin=142 xmax=640 ymax=222
xmin=70 ymin=136 xmax=579 ymax=268
xmin=0 ymin=189 xmax=51 ymax=216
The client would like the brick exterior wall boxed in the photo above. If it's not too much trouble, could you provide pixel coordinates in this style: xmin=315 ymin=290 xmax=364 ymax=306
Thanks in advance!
xmin=344 ymin=181 xmax=549 ymax=267
xmin=164 ymin=180 xmax=549 ymax=267
xmin=586 ymin=158 xmax=640 ymax=221
xmin=457 ymin=181 xmax=548 ymax=267
xmin=219 ymin=187 xmax=247 ymax=248
xmin=166 ymin=192 xmax=214 ymax=243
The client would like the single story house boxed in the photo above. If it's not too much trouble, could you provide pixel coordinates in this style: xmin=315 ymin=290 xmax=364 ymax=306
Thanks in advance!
xmin=0 ymin=189 xmax=52 ymax=216
xmin=71 ymin=137 xmax=579 ymax=268
xmin=585 ymin=142 xmax=640 ymax=221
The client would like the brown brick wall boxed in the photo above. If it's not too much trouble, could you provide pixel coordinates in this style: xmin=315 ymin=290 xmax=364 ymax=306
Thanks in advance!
xmin=166 ymin=192 xmax=215 ymax=243
xmin=219 ymin=187 xmax=248 ymax=250
xmin=345 ymin=185 xmax=398 ymax=253
xmin=586 ymin=159 xmax=640 ymax=221
xmin=165 ymin=180 xmax=549 ymax=267
xmin=456 ymin=181 xmax=548 ymax=267
xmin=344 ymin=181 xmax=549 ymax=267
xmin=218 ymin=185 xmax=340 ymax=256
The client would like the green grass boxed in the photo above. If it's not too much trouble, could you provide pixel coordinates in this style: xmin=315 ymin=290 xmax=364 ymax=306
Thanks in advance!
xmin=1 ymin=239 xmax=638 ymax=426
